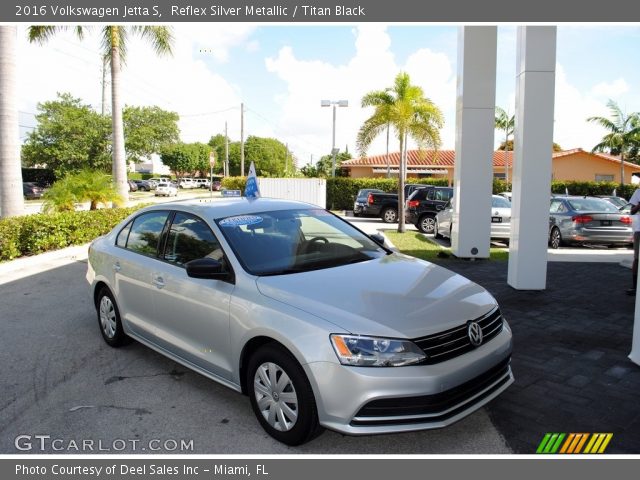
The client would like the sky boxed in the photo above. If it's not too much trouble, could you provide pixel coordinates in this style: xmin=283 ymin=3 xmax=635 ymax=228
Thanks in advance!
xmin=15 ymin=25 xmax=640 ymax=168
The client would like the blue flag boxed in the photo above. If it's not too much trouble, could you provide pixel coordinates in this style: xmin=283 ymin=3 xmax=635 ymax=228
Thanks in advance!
xmin=245 ymin=161 xmax=260 ymax=199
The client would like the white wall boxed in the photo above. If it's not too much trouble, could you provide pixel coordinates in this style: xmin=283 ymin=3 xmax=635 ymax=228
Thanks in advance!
xmin=257 ymin=178 xmax=327 ymax=208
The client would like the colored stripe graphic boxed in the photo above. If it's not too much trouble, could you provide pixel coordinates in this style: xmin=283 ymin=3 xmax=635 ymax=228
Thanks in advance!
xmin=537 ymin=433 xmax=613 ymax=454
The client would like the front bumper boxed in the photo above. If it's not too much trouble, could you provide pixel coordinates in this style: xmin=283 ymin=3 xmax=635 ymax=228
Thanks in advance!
xmin=305 ymin=323 xmax=513 ymax=435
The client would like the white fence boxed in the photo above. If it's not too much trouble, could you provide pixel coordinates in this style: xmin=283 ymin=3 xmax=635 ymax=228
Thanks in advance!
xmin=257 ymin=178 xmax=327 ymax=208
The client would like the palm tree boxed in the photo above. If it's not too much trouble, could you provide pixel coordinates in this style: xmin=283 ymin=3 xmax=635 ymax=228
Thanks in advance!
xmin=28 ymin=26 xmax=173 ymax=203
xmin=494 ymin=106 xmax=515 ymax=186
xmin=587 ymin=99 xmax=640 ymax=186
xmin=357 ymin=72 xmax=443 ymax=233
xmin=42 ymin=170 xmax=123 ymax=212
xmin=0 ymin=26 xmax=24 ymax=218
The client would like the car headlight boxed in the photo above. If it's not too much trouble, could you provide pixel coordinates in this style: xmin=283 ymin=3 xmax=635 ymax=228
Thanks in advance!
xmin=330 ymin=334 xmax=426 ymax=367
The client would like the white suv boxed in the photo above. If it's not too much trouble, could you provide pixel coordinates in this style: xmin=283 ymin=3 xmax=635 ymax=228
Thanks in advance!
xmin=179 ymin=178 xmax=196 ymax=189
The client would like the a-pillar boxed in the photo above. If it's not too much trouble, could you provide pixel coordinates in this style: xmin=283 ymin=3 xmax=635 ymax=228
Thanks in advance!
xmin=507 ymin=26 xmax=557 ymax=290
xmin=451 ymin=26 xmax=497 ymax=259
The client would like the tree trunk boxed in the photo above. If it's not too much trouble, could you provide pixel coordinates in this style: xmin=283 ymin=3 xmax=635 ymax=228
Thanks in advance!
xmin=397 ymin=132 xmax=406 ymax=233
xmin=110 ymin=27 xmax=129 ymax=206
xmin=621 ymin=152 xmax=625 ymax=187
xmin=0 ymin=26 xmax=24 ymax=218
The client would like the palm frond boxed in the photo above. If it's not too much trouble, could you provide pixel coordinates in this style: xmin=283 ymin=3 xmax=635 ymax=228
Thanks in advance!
xmin=28 ymin=26 xmax=84 ymax=44
xmin=132 ymin=26 xmax=174 ymax=57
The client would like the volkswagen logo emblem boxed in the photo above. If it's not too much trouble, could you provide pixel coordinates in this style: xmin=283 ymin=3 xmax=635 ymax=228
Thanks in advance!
xmin=467 ymin=321 xmax=483 ymax=347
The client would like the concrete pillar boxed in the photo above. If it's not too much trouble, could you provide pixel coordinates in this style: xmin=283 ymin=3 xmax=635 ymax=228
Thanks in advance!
xmin=451 ymin=27 xmax=497 ymax=259
xmin=507 ymin=26 xmax=557 ymax=290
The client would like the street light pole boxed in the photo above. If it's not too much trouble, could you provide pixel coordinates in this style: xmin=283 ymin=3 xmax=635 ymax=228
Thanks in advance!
xmin=321 ymin=99 xmax=348 ymax=177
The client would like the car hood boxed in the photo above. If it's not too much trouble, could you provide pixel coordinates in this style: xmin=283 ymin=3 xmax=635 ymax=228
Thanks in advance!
xmin=256 ymin=253 xmax=497 ymax=338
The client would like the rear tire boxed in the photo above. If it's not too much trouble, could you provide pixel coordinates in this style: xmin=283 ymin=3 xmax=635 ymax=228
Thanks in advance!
xmin=95 ymin=287 xmax=130 ymax=347
xmin=549 ymin=227 xmax=562 ymax=249
xmin=418 ymin=214 xmax=436 ymax=234
xmin=247 ymin=344 xmax=323 ymax=446
xmin=381 ymin=208 xmax=398 ymax=223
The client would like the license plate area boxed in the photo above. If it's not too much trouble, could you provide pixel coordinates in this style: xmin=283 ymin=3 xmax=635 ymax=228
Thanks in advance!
xmin=600 ymin=220 xmax=612 ymax=226
xmin=491 ymin=216 xmax=502 ymax=223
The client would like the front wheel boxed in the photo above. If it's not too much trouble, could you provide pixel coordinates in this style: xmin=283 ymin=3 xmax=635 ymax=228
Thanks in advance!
xmin=247 ymin=344 xmax=323 ymax=446
xmin=433 ymin=221 xmax=442 ymax=239
xmin=381 ymin=208 xmax=398 ymax=223
xmin=418 ymin=214 xmax=436 ymax=234
xmin=549 ymin=227 xmax=562 ymax=249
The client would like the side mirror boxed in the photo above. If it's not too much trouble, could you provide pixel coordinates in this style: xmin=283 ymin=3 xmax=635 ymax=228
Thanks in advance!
xmin=186 ymin=257 xmax=230 ymax=280
xmin=370 ymin=233 xmax=386 ymax=246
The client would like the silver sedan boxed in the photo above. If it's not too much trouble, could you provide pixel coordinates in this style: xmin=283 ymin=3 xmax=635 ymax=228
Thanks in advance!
xmin=87 ymin=198 xmax=513 ymax=445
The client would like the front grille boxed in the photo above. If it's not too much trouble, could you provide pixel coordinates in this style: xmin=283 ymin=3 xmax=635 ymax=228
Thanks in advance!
xmin=351 ymin=356 xmax=511 ymax=426
xmin=413 ymin=307 xmax=503 ymax=365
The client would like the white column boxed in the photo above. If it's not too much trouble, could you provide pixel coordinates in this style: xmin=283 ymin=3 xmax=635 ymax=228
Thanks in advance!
xmin=451 ymin=27 xmax=497 ymax=259
xmin=507 ymin=27 xmax=556 ymax=290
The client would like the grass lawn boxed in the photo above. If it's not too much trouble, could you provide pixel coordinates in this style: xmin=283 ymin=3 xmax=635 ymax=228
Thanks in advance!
xmin=384 ymin=231 xmax=509 ymax=262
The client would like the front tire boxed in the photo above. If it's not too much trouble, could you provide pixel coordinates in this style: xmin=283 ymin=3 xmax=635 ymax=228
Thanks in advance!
xmin=247 ymin=344 xmax=323 ymax=446
xmin=433 ymin=221 xmax=442 ymax=239
xmin=381 ymin=207 xmax=398 ymax=223
xmin=96 ymin=287 xmax=129 ymax=347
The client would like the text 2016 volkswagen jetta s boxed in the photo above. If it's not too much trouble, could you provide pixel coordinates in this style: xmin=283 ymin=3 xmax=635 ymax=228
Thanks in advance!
xmin=87 ymin=198 xmax=513 ymax=445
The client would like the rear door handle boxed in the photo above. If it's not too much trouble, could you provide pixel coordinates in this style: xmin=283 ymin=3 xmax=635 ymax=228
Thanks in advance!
xmin=113 ymin=262 xmax=121 ymax=272
xmin=152 ymin=276 xmax=165 ymax=289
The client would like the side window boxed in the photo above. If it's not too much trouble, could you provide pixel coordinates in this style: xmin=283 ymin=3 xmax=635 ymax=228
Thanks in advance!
xmin=163 ymin=212 xmax=224 ymax=266
xmin=427 ymin=189 xmax=435 ymax=201
xmin=116 ymin=221 xmax=132 ymax=247
xmin=550 ymin=200 xmax=567 ymax=213
xmin=126 ymin=211 xmax=170 ymax=257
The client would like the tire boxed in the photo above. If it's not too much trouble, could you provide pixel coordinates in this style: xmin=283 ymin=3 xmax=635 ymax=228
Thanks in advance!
xmin=418 ymin=214 xmax=436 ymax=234
xmin=247 ymin=344 xmax=323 ymax=446
xmin=95 ymin=287 xmax=130 ymax=347
xmin=381 ymin=207 xmax=398 ymax=223
xmin=549 ymin=227 xmax=562 ymax=249
xmin=433 ymin=221 xmax=442 ymax=239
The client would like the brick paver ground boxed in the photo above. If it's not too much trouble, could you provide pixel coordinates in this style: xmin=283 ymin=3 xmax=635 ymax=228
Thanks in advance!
xmin=433 ymin=259 xmax=640 ymax=454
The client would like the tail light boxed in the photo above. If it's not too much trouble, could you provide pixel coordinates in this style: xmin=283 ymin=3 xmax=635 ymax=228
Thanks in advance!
xmin=571 ymin=215 xmax=593 ymax=224
xmin=620 ymin=216 xmax=632 ymax=224
xmin=407 ymin=200 xmax=420 ymax=208
xmin=367 ymin=193 xmax=374 ymax=205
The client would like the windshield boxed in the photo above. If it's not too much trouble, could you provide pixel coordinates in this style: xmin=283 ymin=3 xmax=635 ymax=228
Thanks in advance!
xmin=216 ymin=208 xmax=389 ymax=276
xmin=492 ymin=196 xmax=511 ymax=208
xmin=568 ymin=198 xmax=619 ymax=212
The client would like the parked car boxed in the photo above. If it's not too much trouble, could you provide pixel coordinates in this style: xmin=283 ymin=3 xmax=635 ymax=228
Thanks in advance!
xmin=179 ymin=178 xmax=196 ymax=189
xmin=433 ymin=195 xmax=512 ymax=243
xmin=498 ymin=191 xmax=512 ymax=202
xmin=363 ymin=184 xmax=428 ymax=223
xmin=353 ymin=188 xmax=384 ymax=217
xmin=405 ymin=186 xmax=454 ymax=233
xmin=149 ymin=177 xmax=170 ymax=186
xmin=548 ymin=196 xmax=633 ymax=249
xmin=194 ymin=178 xmax=211 ymax=189
xmin=211 ymin=180 xmax=222 ymax=191
xmin=594 ymin=195 xmax=628 ymax=209
xmin=127 ymin=180 xmax=138 ymax=192
xmin=87 ymin=198 xmax=513 ymax=446
xmin=155 ymin=182 xmax=178 ymax=197
xmin=133 ymin=180 xmax=154 ymax=192
xmin=22 ymin=182 xmax=45 ymax=200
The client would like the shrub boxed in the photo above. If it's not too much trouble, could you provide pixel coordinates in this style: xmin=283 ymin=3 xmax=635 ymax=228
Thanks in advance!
xmin=221 ymin=176 xmax=247 ymax=193
xmin=0 ymin=204 xmax=149 ymax=262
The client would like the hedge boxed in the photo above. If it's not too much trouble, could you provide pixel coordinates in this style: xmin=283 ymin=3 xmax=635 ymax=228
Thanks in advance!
xmin=0 ymin=205 xmax=148 ymax=262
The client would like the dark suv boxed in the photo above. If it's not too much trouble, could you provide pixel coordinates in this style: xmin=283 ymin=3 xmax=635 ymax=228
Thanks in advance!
xmin=405 ymin=186 xmax=454 ymax=233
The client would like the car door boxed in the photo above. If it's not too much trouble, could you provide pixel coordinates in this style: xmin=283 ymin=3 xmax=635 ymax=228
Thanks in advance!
xmin=113 ymin=210 xmax=171 ymax=339
xmin=439 ymin=200 xmax=453 ymax=237
xmin=150 ymin=211 xmax=235 ymax=380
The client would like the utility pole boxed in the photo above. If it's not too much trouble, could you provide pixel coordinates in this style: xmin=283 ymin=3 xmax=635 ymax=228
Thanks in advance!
xmin=224 ymin=121 xmax=229 ymax=177
xmin=240 ymin=102 xmax=245 ymax=177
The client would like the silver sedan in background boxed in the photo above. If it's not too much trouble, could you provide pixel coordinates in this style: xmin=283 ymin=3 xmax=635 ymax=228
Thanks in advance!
xmin=87 ymin=199 xmax=513 ymax=445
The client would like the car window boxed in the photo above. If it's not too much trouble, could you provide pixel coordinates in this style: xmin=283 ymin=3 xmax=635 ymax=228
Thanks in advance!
xmin=125 ymin=211 xmax=170 ymax=257
xmin=217 ymin=209 xmax=388 ymax=276
xmin=491 ymin=196 xmax=511 ymax=208
xmin=434 ymin=189 xmax=452 ymax=201
xmin=550 ymin=200 xmax=566 ymax=213
xmin=568 ymin=198 xmax=619 ymax=213
xmin=116 ymin=221 xmax=133 ymax=247
xmin=409 ymin=189 xmax=425 ymax=201
xmin=163 ymin=212 xmax=225 ymax=267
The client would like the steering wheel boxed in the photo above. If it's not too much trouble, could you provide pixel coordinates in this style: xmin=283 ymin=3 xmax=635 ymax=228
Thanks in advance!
xmin=307 ymin=236 xmax=329 ymax=245
xmin=302 ymin=236 xmax=329 ymax=254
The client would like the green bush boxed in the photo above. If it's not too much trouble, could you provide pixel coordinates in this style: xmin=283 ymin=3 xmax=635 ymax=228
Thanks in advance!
xmin=221 ymin=176 xmax=247 ymax=193
xmin=0 ymin=204 xmax=149 ymax=262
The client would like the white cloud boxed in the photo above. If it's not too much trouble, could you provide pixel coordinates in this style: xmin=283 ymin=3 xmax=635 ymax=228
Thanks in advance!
xmin=264 ymin=25 xmax=457 ymax=163
xmin=590 ymin=78 xmax=629 ymax=98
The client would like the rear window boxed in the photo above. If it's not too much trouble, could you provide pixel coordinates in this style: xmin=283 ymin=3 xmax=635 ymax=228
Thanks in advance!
xmin=492 ymin=196 xmax=511 ymax=208
xmin=568 ymin=198 xmax=619 ymax=213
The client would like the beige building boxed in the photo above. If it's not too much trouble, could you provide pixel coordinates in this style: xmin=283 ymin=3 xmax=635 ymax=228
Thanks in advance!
xmin=341 ymin=148 xmax=640 ymax=184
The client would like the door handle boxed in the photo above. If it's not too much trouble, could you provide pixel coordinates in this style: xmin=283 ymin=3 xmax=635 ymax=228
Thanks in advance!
xmin=113 ymin=262 xmax=121 ymax=272
xmin=152 ymin=276 xmax=165 ymax=289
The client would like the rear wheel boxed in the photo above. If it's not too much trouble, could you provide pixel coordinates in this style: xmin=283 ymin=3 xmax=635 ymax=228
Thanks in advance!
xmin=418 ymin=214 xmax=436 ymax=234
xmin=549 ymin=227 xmax=562 ymax=249
xmin=381 ymin=208 xmax=398 ymax=223
xmin=96 ymin=287 xmax=130 ymax=347
xmin=247 ymin=344 xmax=323 ymax=446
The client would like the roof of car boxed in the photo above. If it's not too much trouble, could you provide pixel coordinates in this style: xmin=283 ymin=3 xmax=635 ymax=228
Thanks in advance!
xmin=141 ymin=197 xmax=318 ymax=219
